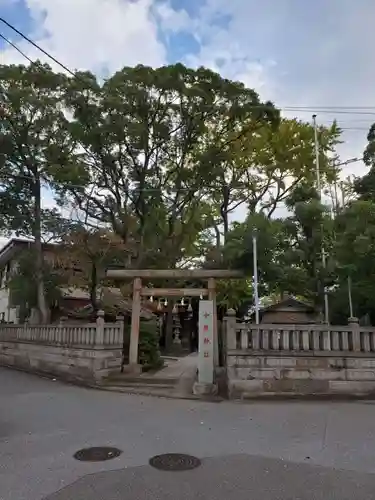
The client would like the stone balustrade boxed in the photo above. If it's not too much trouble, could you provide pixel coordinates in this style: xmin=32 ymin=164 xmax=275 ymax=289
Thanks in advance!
xmin=0 ymin=311 xmax=124 ymax=347
xmin=224 ymin=310 xmax=370 ymax=354
xmin=233 ymin=321 xmax=370 ymax=354
xmin=0 ymin=311 xmax=124 ymax=384
xmin=223 ymin=310 xmax=375 ymax=399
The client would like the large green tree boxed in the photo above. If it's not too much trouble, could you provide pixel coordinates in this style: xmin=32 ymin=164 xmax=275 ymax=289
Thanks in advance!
xmin=333 ymin=200 xmax=375 ymax=322
xmin=59 ymin=63 xmax=279 ymax=268
xmin=7 ymin=248 xmax=63 ymax=324
xmin=354 ymin=124 xmax=375 ymax=201
xmin=221 ymin=188 xmax=336 ymax=308
xmin=0 ymin=62 xmax=86 ymax=322
xmin=326 ymin=123 xmax=375 ymax=322
xmin=203 ymin=118 xmax=341 ymax=248
xmin=282 ymin=195 xmax=335 ymax=305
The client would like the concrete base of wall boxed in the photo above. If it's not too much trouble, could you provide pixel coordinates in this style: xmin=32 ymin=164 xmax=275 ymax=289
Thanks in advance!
xmin=227 ymin=351 xmax=375 ymax=399
xmin=193 ymin=381 xmax=218 ymax=396
xmin=0 ymin=341 xmax=122 ymax=384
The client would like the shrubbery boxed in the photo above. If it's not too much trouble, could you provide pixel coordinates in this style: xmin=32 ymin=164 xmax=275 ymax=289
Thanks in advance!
xmin=139 ymin=320 xmax=164 ymax=371
xmin=124 ymin=319 xmax=163 ymax=371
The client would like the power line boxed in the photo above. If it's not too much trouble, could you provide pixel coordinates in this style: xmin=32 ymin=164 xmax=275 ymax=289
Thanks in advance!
xmin=0 ymin=32 xmax=33 ymax=63
xmin=283 ymin=106 xmax=375 ymax=112
xmin=0 ymin=17 xmax=369 ymax=190
xmin=0 ymin=17 xmax=77 ymax=78
xmin=341 ymin=127 xmax=370 ymax=131
xmin=0 ymin=23 xmax=367 ymax=180
xmin=284 ymin=110 xmax=375 ymax=116
xmin=2 ymin=17 xmax=375 ymax=117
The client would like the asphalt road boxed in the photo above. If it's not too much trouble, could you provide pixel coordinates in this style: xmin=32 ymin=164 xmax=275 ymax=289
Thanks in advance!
xmin=2 ymin=367 xmax=375 ymax=499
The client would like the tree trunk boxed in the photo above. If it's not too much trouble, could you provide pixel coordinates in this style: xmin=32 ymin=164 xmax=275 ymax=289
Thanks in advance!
xmin=33 ymin=174 xmax=49 ymax=324
xmin=220 ymin=185 xmax=230 ymax=240
xmin=214 ymin=224 xmax=221 ymax=249
xmin=90 ymin=263 xmax=99 ymax=311
xmin=222 ymin=212 xmax=229 ymax=237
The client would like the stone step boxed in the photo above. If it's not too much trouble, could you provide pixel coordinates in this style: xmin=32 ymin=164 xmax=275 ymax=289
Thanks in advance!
xmin=106 ymin=360 xmax=122 ymax=368
xmin=101 ymin=384 xmax=224 ymax=401
xmin=102 ymin=384 xmax=182 ymax=397
xmin=104 ymin=374 xmax=178 ymax=387
xmin=110 ymin=382 xmax=175 ymax=390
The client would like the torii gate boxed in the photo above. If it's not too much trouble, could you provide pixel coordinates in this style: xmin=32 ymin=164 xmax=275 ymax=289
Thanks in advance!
xmin=106 ymin=268 xmax=244 ymax=372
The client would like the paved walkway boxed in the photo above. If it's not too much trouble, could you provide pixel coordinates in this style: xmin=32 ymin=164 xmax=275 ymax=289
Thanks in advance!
xmin=156 ymin=352 xmax=198 ymax=380
xmin=2 ymin=367 xmax=375 ymax=499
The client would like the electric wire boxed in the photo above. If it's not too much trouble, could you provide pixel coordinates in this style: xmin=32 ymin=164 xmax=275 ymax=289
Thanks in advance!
xmin=0 ymin=16 xmax=370 ymax=195
xmin=2 ymin=17 xmax=375 ymax=117
xmin=0 ymin=32 xmax=33 ymax=63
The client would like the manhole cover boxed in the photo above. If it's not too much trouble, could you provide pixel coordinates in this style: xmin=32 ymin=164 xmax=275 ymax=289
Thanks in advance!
xmin=73 ymin=447 xmax=122 ymax=462
xmin=149 ymin=453 xmax=201 ymax=471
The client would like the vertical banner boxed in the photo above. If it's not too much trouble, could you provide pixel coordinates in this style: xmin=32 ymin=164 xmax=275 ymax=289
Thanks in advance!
xmin=198 ymin=300 xmax=214 ymax=385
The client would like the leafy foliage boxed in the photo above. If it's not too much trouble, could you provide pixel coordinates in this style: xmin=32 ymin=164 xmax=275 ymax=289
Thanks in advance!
xmin=59 ymin=63 xmax=279 ymax=267
xmin=0 ymin=63 xmax=85 ymax=234
xmin=54 ymin=226 xmax=132 ymax=311
xmin=124 ymin=319 xmax=163 ymax=370
xmin=223 ymin=194 xmax=335 ymax=308
xmin=332 ymin=201 xmax=375 ymax=321
xmin=4 ymin=60 xmax=370 ymax=327
xmin=0 ymin=62 xmax=87 ymax=322
xmin=138 ymin=320 xmax=164 ymax=370
xmin=7 ymin=249 xmax=63 ymax=322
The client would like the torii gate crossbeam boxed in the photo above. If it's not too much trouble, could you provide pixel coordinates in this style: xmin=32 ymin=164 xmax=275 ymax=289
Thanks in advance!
xmin=106 ymin=269 xmax=244 ymax=372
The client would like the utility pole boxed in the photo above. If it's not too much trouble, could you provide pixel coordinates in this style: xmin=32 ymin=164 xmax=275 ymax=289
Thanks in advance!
xmin=340 ymin=181 xmax=345 ymax=208
xmin=313 ymin=114 xmax=330 ymax=324
xmin=338 ymin=181 xmax=354 ymax=318
xmin=252 ymin=229 xmax=260 ymax=325
xmin=348 ymin=276 xmax=354 ymax=318
xmin=333 ymin=178 xmax=339 ymax=215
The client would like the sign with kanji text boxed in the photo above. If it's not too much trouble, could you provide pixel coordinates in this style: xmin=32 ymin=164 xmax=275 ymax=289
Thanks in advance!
xmin=198 ymin=300 xmax=214 ymax=385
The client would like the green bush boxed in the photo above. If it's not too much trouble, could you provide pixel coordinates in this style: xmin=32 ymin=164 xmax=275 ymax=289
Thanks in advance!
xmin=123 ymin=319 xmax=164 ymax=371
xmin=138 ymin=320 xmax=164 ymax=371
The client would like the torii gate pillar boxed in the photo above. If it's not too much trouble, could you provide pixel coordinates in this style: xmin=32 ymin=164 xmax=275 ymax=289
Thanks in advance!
xmin=106 ymin=269 xmax=244 ymax=373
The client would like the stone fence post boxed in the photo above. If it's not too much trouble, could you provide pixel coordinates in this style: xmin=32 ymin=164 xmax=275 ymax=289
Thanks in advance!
xmin=95 ymin=310 xmax=105 ymax=346
xmin=349 ymin=316 xmax=361 ymax=352
xmin=223 ymin=308 xmax=237 ymax=351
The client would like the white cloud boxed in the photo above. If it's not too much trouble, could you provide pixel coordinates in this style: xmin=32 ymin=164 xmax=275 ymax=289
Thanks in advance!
xmin=154 ymin=1 xmax=192 ymax=33
xmin=2 ymin=0 xmax=375 ymax=224
xmin=1 ymin=0 xmax=166 ymax=72
xmin=187 ymin=0 xmax=375 ymax=179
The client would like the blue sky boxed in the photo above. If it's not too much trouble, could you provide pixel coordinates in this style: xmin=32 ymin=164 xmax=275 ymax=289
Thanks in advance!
xmin=1 ymin=0 xmax=375 ymax=222
xmin=2 ymin=0 xmax=374 ymax=168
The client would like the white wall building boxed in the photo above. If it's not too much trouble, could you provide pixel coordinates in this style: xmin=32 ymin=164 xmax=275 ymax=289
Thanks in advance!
xmin=0 ymin=239 xmax=37 ymax=323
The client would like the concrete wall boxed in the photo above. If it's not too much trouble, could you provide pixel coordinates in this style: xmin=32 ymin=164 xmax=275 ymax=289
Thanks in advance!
xmin=227 ymin=353 xmax=375 ymax=399
xmin=0 ymin=287 xmax=17 ymax=323
xmin=0 ymin=340 xmax=122 ymax=384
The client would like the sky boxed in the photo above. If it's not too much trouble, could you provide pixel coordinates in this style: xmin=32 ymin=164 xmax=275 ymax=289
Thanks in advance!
xmin=1 ymin=0 xmax=375 ymax=246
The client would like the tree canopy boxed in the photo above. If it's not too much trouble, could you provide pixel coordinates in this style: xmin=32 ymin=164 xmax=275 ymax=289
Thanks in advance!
xmin=3 ymin=60 xmax=373 ymax=325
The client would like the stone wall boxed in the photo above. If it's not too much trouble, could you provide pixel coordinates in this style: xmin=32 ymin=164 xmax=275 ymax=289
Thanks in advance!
xmin=0 ymin=339 xmax=122 ymax=383
xmin=0 ymin=311 xmax=124 ymax=384
xmin=224 ymin=309 xmax=375 ymax=399
xmin=227 ymin=352 xmax=375 ymax=398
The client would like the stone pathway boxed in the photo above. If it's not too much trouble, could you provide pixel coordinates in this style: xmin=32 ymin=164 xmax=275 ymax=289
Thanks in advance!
xmin=102 ymin=353 xmax=199 ymax=398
